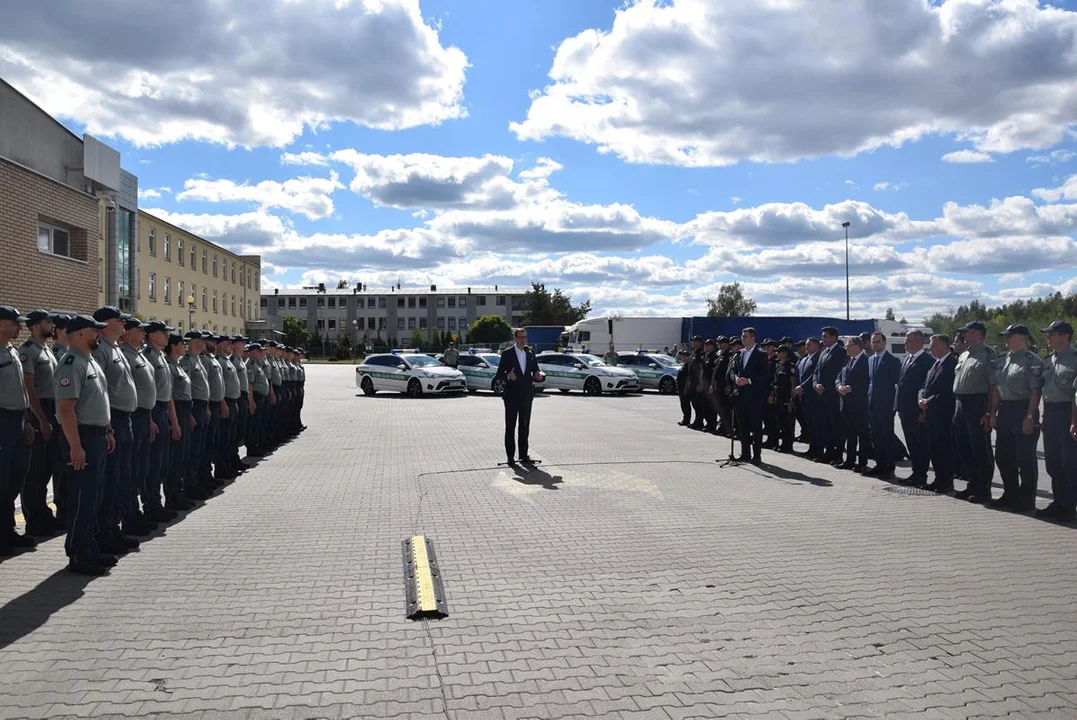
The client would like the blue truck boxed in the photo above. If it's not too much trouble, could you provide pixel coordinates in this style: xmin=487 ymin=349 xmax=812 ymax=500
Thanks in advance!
xmin=680 ymin=316 xmax=876 ymax=345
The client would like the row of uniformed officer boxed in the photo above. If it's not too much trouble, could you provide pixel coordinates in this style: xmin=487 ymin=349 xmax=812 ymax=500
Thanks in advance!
xmin=0 ymin=305 xmax=307 ymax=571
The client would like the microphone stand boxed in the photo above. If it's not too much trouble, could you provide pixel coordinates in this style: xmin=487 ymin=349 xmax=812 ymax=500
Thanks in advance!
xmin=718 ymin=379 xmax=742 ymax=468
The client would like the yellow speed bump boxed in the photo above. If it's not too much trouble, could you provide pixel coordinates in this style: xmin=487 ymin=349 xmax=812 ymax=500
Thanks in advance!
xmin=402 ymin=535 xmax=448 ymax=619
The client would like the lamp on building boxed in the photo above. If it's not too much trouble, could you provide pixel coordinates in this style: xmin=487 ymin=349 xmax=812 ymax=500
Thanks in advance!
xmin=186 ymin=295 xmax=196 ymax=330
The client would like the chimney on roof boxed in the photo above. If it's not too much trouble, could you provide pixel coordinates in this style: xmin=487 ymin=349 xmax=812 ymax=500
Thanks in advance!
xmin=317 ymin=282 xmax=326 ymax=293
xmin=495 ymin=285 xmax=498 ymax=291
xmin=467 ymin=287 xmax=471 ymax=294
xmin=274 ymin=288 xmax=279 ymax=295
xmin=430 ymin=284 xmax=436 ymax=292
xmin=397 ymin=282 xmax=401 ymax=290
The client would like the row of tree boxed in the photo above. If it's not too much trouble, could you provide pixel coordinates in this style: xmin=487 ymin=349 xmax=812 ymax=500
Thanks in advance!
xmin=924 ymin=292 xmax=1077 ymax=347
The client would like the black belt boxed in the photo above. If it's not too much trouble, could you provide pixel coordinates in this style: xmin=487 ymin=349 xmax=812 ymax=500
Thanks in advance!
xmin=155 ymin=400 xmax=169 ymax=409
xmin=111 ymin=409 xmax=132 ymax=417
xmin=78 ymin=425 xmax=109 ymax=436
xmin=1045 ymin=400 xmax=1072 ymax=405
xmin=174 ymin=399 xmax=193 ymax=407
xmin=133 ymin=407 xmax=151 ymax=415
xmin=1000 ymin=399 xmax=1030 ymax=405
xmin=0 ymin=407 xmax=26 ymax=418
xmin=193 ymin=399 xmax=209 ymax=405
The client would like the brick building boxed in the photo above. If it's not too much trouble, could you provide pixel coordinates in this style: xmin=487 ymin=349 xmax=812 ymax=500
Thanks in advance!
xmin=0 ymin=78 xmax=137 ymax=315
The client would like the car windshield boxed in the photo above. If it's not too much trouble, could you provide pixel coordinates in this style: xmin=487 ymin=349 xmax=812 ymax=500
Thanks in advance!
xmin=405 ymin=354 xmax=439 ymax=367
xmin=577 ymin=354 xmax=606 ymax=367
xmin=480 ymin=354 xmax=500 ymax=366
xmin=649 ymin=355 xmax=678 ymax=367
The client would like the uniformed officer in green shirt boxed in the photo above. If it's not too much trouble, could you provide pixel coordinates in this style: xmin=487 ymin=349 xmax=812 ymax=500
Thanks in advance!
xmin=990 ymin=325 xmax=1044 ymax=512
xmin=54 ymin=314 xmax=114 ymax=576
xmin=181 ymin=330 xmax=213 ymax=497
xmin=231 ymin=336 xmax=251 ymax=471
xmin=143 ymin=321 xmax=185 ymax=516
xmin=245 ymin=343 xmax=271 ymax=456
xmin=952 ymin=321 xmax=999 ymax=504
xmin=267 ymin=342 xmax=283 ymax=446
xmin=200 ymin=333 xmax=227 ymax=486
xmin=168 ymin=333 xmax=203 ymax=504
xmin=120 ymin=316 xmax=164 ymax=535
xmin=295 ymin=347 xmax=307 ymax=431
xmin=0 ymin=305 xmax=34 ymax=557
xmin=215 ymin=335 xmax=241 ymax=481
xmin=19 ymin=309 xmax=63 ymax=536
xmin=91 ymin=306 xmax=141 ymax=555
xmin=1037 ymin=321 xmax=1077 ymax=522
xmin=443 ymin=343 xmax=459 ymax=369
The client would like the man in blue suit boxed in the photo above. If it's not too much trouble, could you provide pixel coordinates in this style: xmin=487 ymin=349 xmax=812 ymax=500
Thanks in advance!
xmin=895 ymin=329 xmax=935 ymax=485
xmin=732 ymin=327 xmax=770 ymax=465
xmin=495 ymin=328 xmax=544 ymax=465
xmin=794 ymin=337 xmax=821 ymax=457
xmin=866 ymin=332 xmax=903 ymax=479
xmin=919 ymin=334 xmax=958 ymax=493
xmin=813 ymin=327 xmax=848 ymax=464
xmin=836 ymin=336 xmax=871 ymax=470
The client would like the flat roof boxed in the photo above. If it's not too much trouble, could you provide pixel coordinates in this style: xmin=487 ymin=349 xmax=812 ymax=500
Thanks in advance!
xmin=139 ymin=209 xmax=260 ymax=266
xmin=268 ymin=286 xmax=527 ymax=296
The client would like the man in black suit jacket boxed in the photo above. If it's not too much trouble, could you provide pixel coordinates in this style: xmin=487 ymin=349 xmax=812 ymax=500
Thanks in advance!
xmin=866 ymin=332 xmax=903 ymax=478
xmin=895 ymin=329 xmax=935 ymax=484
xmin=837 ymin=337 xmax=871 ymax=470
xmin=495 ymin=329 xmax=544 ymax=464
xmin=813 ymin=327 xmax=848 ymax=463
xmin=732 ymin=327 xmax=770 ymax=464
xmin=919 ymin=334 xmax=958 ymax=492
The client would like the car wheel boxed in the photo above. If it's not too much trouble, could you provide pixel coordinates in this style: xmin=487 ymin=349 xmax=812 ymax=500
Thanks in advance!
xmin=361 ymin=377 xmax=375 ymax=396
xmin=659 ymin=376 xmax=676 ymax=395
xmin=407 ymin=379 xmax=422 ymax=398
xmin=584 ymin=377 xmax=602 ymax=396
xmin=492 ymin=377 xmax=506 ymax=396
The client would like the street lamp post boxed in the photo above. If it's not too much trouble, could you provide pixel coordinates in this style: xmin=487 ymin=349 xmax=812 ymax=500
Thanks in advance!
xmin=841 ymin=221 xmax=851 ymax=321
xmin=351 ymin=319 xmax=358 ymax=364
xmin=186 ymin=295 xmax=196 ymax=330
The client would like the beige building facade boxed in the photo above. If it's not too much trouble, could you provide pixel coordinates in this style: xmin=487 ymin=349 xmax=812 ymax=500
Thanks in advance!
xmin=136 ymin=211 xmax=261 ymax=334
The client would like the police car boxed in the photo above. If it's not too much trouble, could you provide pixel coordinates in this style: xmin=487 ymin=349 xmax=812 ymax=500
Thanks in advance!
xmin=452 ymin=350 xmax=547 ymax=395
xmin=616 ymin=351 xmax=681 ymax=394
xmin=536 ymin=351 xmax=640 ymax=395
xmin=356 ymin=350 xmax=466 ymax=397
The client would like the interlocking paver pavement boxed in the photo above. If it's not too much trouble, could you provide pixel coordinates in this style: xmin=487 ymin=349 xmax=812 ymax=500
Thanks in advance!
xmin=1 ymin=365 xmax=1076 ymax=719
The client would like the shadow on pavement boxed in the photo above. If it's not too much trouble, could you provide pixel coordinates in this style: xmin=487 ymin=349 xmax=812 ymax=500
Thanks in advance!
xmin=512 ymin=463 xmax=563 ymax=490
xmin=0 ymin=569 xmax=95 ymax=650
xmin=757 ymin=461 xmax=834 ymax=487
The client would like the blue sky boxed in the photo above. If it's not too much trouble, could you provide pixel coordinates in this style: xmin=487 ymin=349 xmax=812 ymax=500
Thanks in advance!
xmin=2 ymin=0 xmax=1076 ymax=322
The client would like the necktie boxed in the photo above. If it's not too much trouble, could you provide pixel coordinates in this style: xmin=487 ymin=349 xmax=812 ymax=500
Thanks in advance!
xmin=928 ymin=359 xmax=942 ymax=384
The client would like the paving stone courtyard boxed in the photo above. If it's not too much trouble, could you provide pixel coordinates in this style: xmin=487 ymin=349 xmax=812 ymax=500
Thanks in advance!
xmin=1 ymin=364 xmax=1076 ymax=719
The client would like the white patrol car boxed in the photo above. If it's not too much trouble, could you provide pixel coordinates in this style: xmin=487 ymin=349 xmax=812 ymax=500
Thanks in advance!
xmin=454 ymin=351 xmax=546 ymax=395
xmin=616 ymin=351 xmax=681 ymax=394
xmin=536 ymin=351 xmax=640 ymax=395
xmin=356 ymin=351 xmax=466 ymax=397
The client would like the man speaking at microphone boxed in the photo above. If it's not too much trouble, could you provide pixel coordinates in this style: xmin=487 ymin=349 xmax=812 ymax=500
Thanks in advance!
xmin=496 ymin=328 xmax=544 ymax=465
xmin=732 ymin=327 xmax=770 ymax=465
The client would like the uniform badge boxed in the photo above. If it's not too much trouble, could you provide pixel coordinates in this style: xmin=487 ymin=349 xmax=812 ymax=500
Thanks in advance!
xmin=19 ymin=353 xmax=27 ymax=362
xmin=59 ymin=376 xmax=71 ymax=388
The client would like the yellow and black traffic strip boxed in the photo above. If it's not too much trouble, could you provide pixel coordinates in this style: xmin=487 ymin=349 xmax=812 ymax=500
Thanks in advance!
xmin=402 ymin=535 xmax=448 ymax=619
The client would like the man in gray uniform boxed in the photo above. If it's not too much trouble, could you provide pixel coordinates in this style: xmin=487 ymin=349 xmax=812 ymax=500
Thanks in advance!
xmin=200 ymin=332 xmax=227 ymax=486
xmin=180 ymin=331 xmax=212 ymax=498
xmin=55 ymin=315 xmax=114 ymax=575
xmin=144 ymin=322 xmax=185 ymax=515
xmin=1037 ymin=321 xmax=1077 ymax=522
xmin=47 ymin=312 xmax=72 ymax=524
xmin=0 ymin=305 xmax=34 ymax=556
xmin=991 ymin=325 xmax=1044 ymax=512
xmin=230 ymin=336 xmax=250 ymax=474
xmin=296 ymin=347 xmax=307 ymax=431
xmin=246 ymin=343 xmax=271 ymax=456
xmin=91 ymin=306 xmax=141 ymax=555
xmin=215 ymin=335 xmax=241 ymax=481
xmin=267 ymin=342 xmax=283 ymax=447
xmin=19 ymin=309 xmax=63 ymax=536
xmin=119 ymin=316 xmax=164 ymax=535
xmin=165 ymin=333 xmax=196 ymax=508
xmin=952 ymin=321 xmax=1000 ymax=504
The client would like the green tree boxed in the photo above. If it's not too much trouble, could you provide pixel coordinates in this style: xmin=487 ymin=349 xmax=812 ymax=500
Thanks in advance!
xmin=468 ymin=314 xmax=513 ymax=345
xmin=408 ymin=328 xmax=426 ymax=350
xmin=522 ymin=282 xmax=591 ymax=326
xmin=923 ymin=291 xmax=1077 ymax=354
xmin=885 ymin=308 xmax=896 ymax=321
xmin=281 ymin=316 xmax=310 ymax=351
xmin=335 ymin=331 xmax=352 ymax=360
xmin=705 ymin=282 xmax=757 ymax=317
xmin=336 ymin=278 xmax=349 ymax=289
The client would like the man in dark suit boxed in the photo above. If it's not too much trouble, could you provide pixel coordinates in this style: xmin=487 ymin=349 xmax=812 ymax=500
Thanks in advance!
xmin=813 ymin=327 xmax=848 ymax=464
xmin=794 ymin=337 xmax=822 ymax=457
xmin=895 ymin=329 xmax=934 ymax=485
xmin=495 ymin=329 xmax=544 ymax=464
xmin=919 ymin=334 xmax=957 ymax=492
xmin=866 ymin=332 xmax=903 ymax=479
xmin=732 ymin=327 xmax=770 ymax=464
xmin=837 ymin=336 xmax=871 ymax=470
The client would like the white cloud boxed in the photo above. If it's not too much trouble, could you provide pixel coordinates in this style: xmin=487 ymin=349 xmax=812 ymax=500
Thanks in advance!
xmin=873 ymin=181 xmax=906 ymax=192
xmin=0 ymin=0 xmax=467 ymax=148
xmin=175 ymin=172 xmax=344 ymax=220
xmin=941 ymin=150 xmax=996 ymax=164
xmin=511 ymin=0 xmax=1077 ymax=166
xmin=1032 ymin=175 xmax=1077 ymax=202
xmin=1026 ymin=149 xmax=1076 ymax=166
xmin=138 ymin=187 xmax=169 ymax=200
xmin=729 ymin=196 xmax=742 ymax=205
xmin=938 ymin=195 xmax=1077 ymax=238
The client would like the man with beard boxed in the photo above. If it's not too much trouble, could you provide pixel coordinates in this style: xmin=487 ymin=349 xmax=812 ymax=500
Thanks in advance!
xmin=18 ymin=310 xmax=63 ymax=537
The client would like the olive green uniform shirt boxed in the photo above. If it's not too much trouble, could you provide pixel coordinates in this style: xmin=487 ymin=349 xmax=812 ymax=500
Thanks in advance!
xmin=92 ymin=337 xmax=138 ymax=412
xmin=169 ymin=357 xmax=192 ymax=402
xmin=953 ymin=343 xmax=999 ymax=396
xmin=54 ymin=348 xmax=111 ymax=426
xmin=144 ymin=346 xmax=173 ymax=403
xmin=0 ymin=342 xmax=29 ymax=411
xmin=121 ymin=342 xmax=158 ymax=411
xmin=180 ymin=352 xmax=210 ymax=401
xmin=1042 ymin=346 xmax=1077 ymax=404
xmin=20 ymin=338 xmax=58 ymax=400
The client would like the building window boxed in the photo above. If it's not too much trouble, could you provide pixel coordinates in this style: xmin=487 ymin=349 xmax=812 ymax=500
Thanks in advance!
xmin=437 ymin=298 xmax=445 ymax=308
xmin=419 ymin=298 xmax=427 ymax=309
xmin=397 ymin=317 xmax=405 ymax=330
xmin=255 ymin=275 xmax=259 ymax=292
xmin=317 ymin=319 xmax=325 ymax=330
xmin=328 ymin=319 xmax=336 ymax=330
xmin=316 ymin=297 xmax=325 ymax=308
xmin=397 ymin=297 xmax=405 ymax=308
xmin=459 ymin=296 xmax=467 ymax=307
xmin=448 ymin=297 xmax=456 ymax=308
xmin=177 ymin=281 xmax=184 ymax=306
xmin=459 ymin=317 xmax=467 ymax=330
xmin=190 ymin=243 xmax=196 ymax=268
xmin=202 ymin=287 xmax=208 ymax=310
xmin=367 ymin=298 xmax=375 ymax=309
xmin=164 ymin=234 xmax=171 ymax=261
xmin=288 ymin=298 xmax=296 ymax=309
xmin=497 ymin=296 xmax=506 ymax=306
xmin=477 ymin=297 xmax=487 ymax=306
xmin=299 ymin=298 xmax=307 ymax=308
xmin=408 ymin=297 xmax=416 ymax=309
xmin=437 ymin=317 xmax=445 ymax=329
xmin=246 ymin=300 xmax=251 ymax=319
xmin=164 ymin=276 xmax=171 ymax=303
xmin=212 ymin=254 xmax=218 ymax=277
xmin=367 ymin=317 xmax=375 ymax=330
xmin=148 ymin=228 xmax=157 ymax=256
xmin=277 ymin=297 xmax=285 ymax=308
xmin=408 ymin=317 xmax=416 ymax=329
xmin=136 ymin=269 xmax=141 ymax=299
xmin=328 ymin=298 xmax=336 ymax=309
xmin=231 ymin=263 xmax=236 ymax=284
xmin=177 ymin=238 xmax=184 ymax=266
xmin=260 ymin=297 xmax=268 ymax=309
xmin=419 ymin=317 xmax=428 ymax=329
xmin=38 ymin=220 xmax=76 ymax=259
xmin=231 ymin=297 xmax=236 ymax=316
xmin=448 ymin=317 xmax=456 ymax=329
xmin=212 ymin=290 xmax=218 ymax=313
xmin=202 ymin=249 xmax=208 ymax=274
xmin=148 ymin=272 xmax=157 ymax=301
xmin=247 ymin=268 xmax=252 ymax=289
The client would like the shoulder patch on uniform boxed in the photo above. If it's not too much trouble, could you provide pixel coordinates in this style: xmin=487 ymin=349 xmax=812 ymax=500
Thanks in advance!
xmin=64 ymin=355 xmax=75 ymax=365
xmin=59 ymin=376 xmax=71 ymax=387
xmin=19 ymin=353 xmax=28 ymax=362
